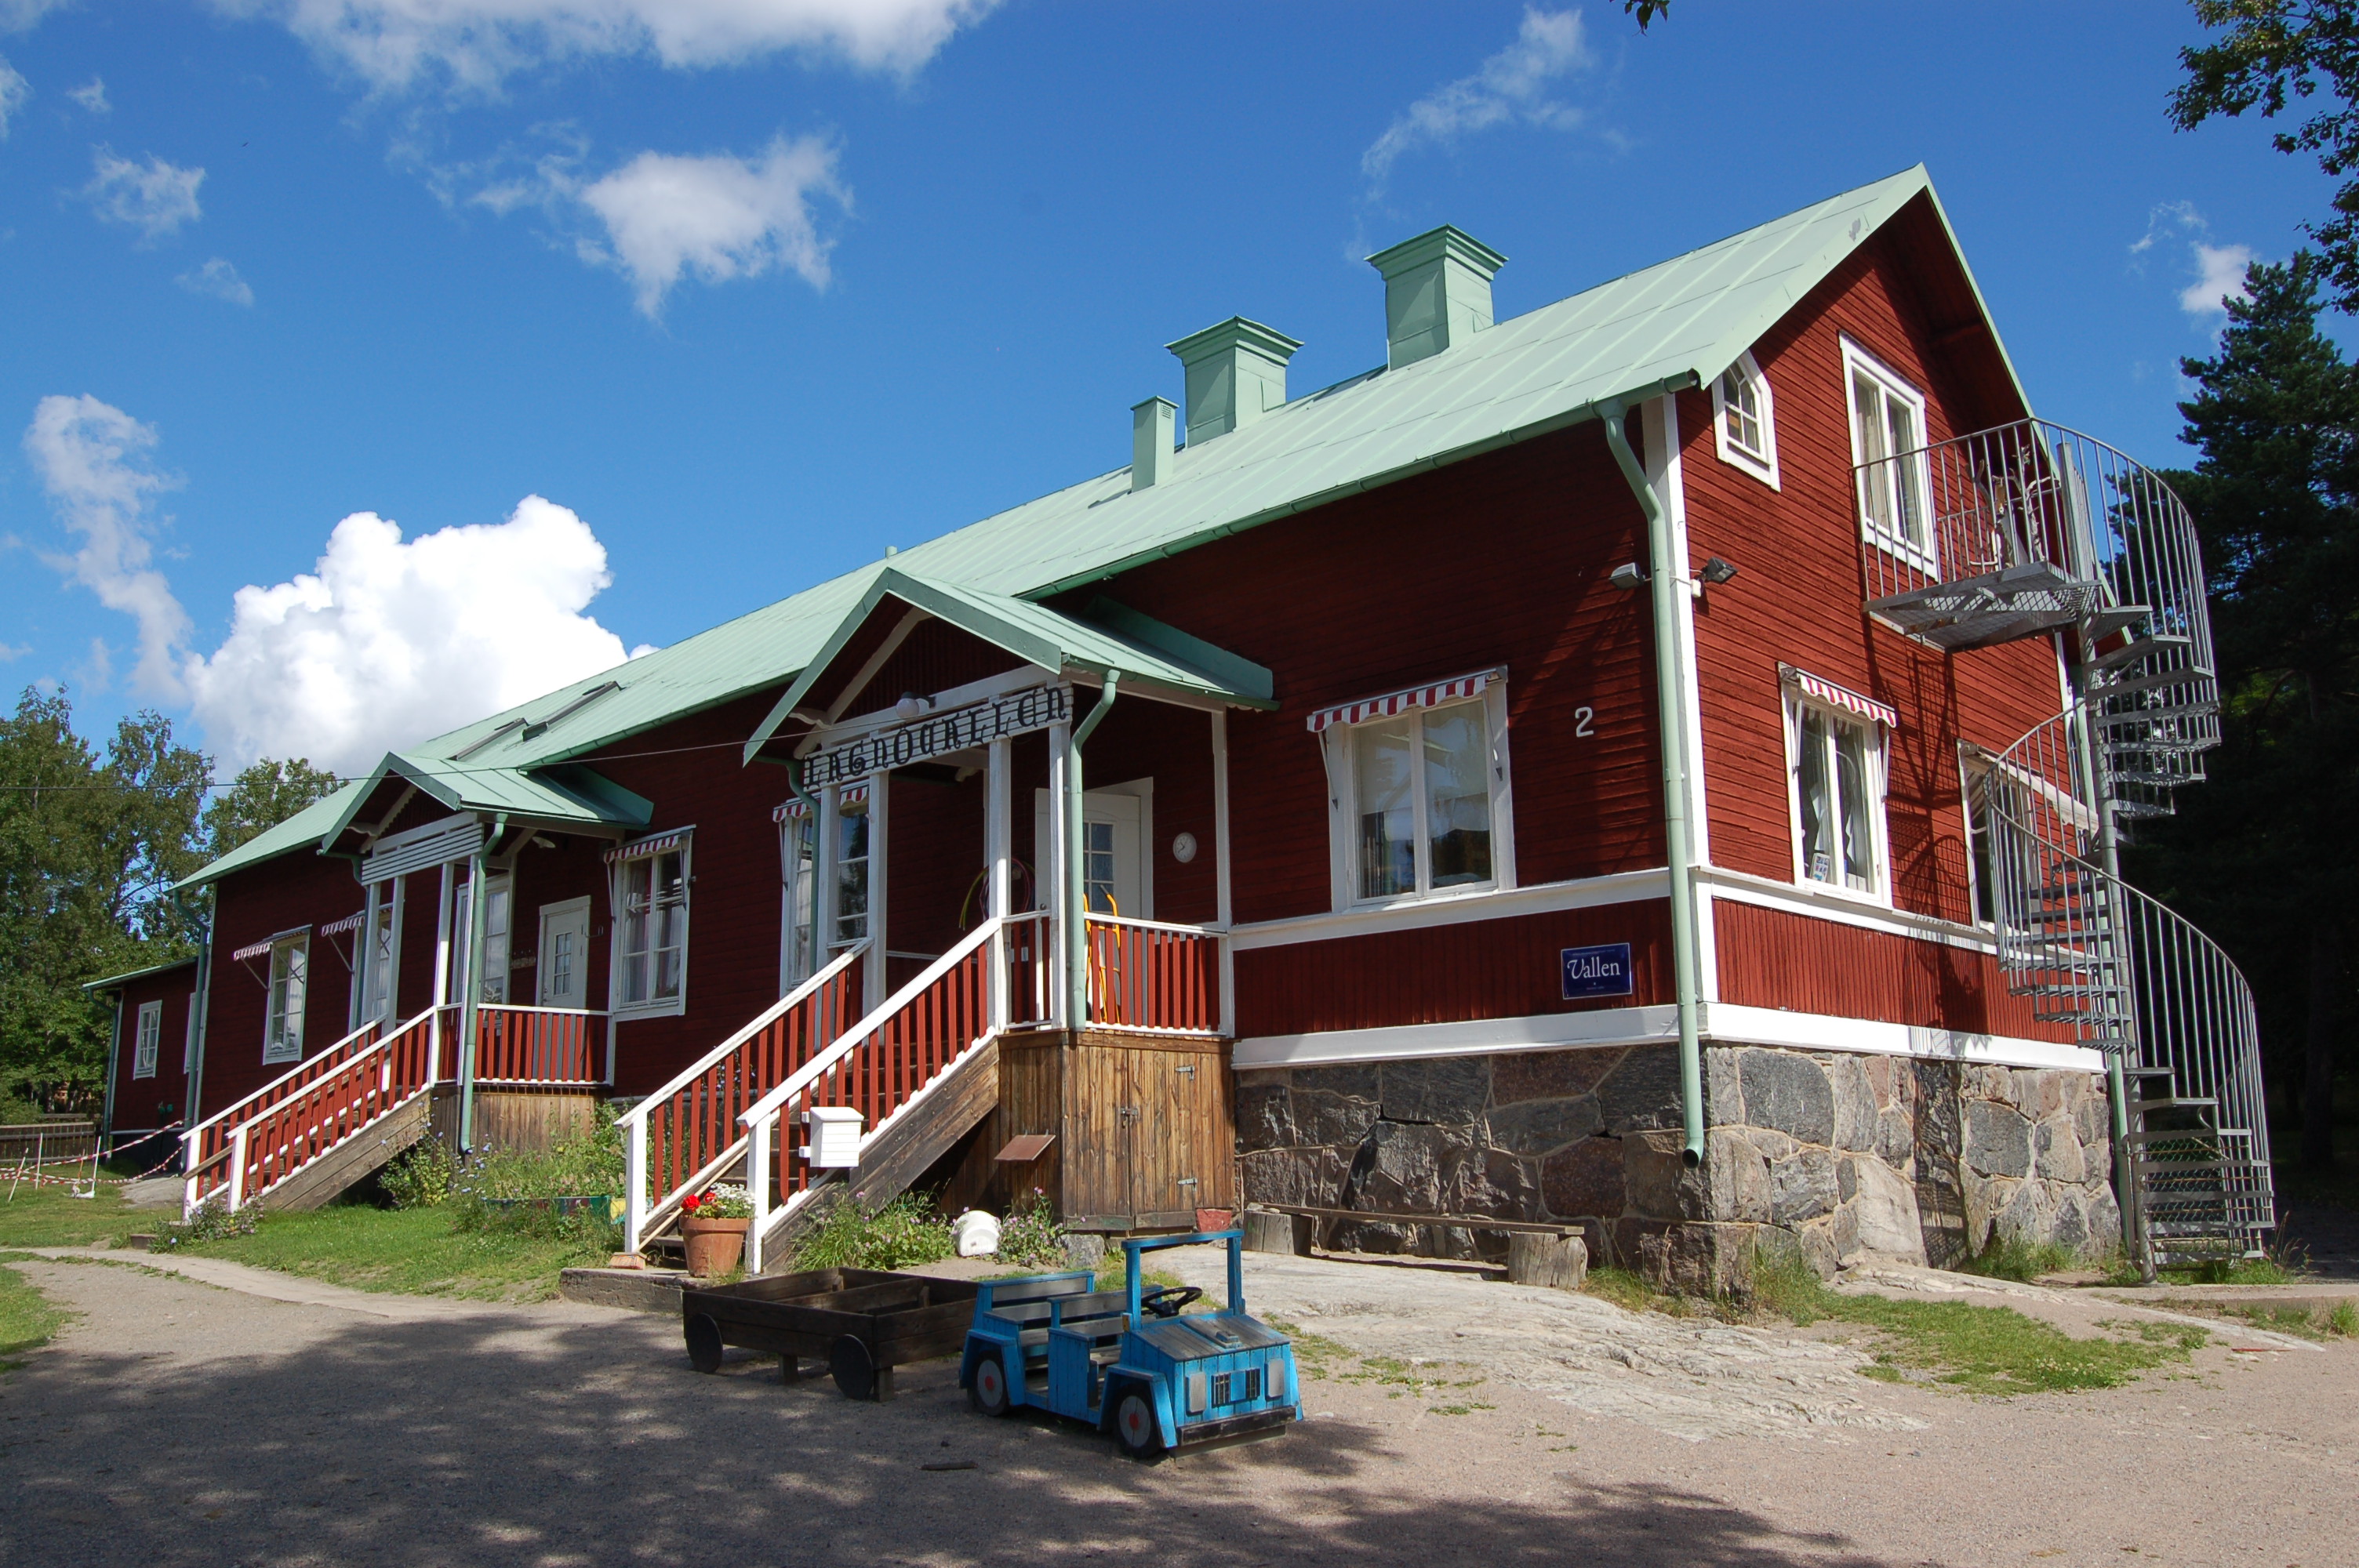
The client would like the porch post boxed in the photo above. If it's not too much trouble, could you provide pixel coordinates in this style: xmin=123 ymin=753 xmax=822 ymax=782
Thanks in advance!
xmin=354 ymin=880 xmax=381 ymax=1032
xmin=866 ymin=770 xmax=889 ymax=1014
xmin=1212 ymin=709 xmax=1235 ymax=1039
xmin=429 ymin=864 xmax=454 ymax=1084
xmin=1047 ymin=718 xmax=1070 ymax=1028
xmin=816 ymin=784 xmax=839 ymax=986
xmin=459 ymin=848 xmax=489 ymax=1152
xmin=987 ymin=736 xmax=1012 ymax=1030
xmin=386 ymin=874 xmax=405 ymax=1022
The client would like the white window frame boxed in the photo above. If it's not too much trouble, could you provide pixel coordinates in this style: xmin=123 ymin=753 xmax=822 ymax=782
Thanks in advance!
xmin=262 ymin=935 xmax=310 ymax=1065
xmin=1710 ymin=350 xmax=1779 ymax=488
xmin=609 ymin=833 xmax=692 ymax=1021
xmin=133 ymin=1000 xmax=162 ymax=1080
xmin=1321 ymin=682 xmax=1517 ymax=913
xmin=1783 ymin=688 xmax=1892 ymax=906
xmin=1841 ymin=336 xmax=1937 ymax=575
xmin=1958 ymin=749 xmax=1997 ymax=930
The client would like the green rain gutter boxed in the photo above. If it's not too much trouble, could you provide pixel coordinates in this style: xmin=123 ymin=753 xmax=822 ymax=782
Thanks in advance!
xmin=1066 ymin=670 xmax=1119 ymax=1031
xmin=1599 ymin=399 xmax=1707 ymax=1169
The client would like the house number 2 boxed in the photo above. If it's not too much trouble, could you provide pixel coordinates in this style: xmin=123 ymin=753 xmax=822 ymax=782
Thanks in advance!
xmin=1574 ymin=706 xmax=1595 ymax=738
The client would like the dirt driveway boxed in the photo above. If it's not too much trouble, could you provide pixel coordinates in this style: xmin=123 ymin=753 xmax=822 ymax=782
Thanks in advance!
xmin=2 ymin=1250 xmax=2354 ymax=1568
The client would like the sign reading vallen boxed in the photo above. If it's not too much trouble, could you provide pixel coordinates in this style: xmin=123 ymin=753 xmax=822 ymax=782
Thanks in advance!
xmin=804 ymin=684 xmax=1073 ymax=790
xmin=1560 ymin=942 xmax=1634 ymax=1000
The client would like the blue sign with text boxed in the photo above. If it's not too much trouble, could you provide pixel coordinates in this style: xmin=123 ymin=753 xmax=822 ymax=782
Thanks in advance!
xmin=1560 ymin=942 xmax=1634 ymax=1000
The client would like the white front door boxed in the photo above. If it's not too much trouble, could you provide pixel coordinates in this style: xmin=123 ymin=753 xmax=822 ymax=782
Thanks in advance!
xmin=537 ymin=898 xmax=593 ymax=1008
xmin=1035 ymin=787 xmax=1148 ymax=919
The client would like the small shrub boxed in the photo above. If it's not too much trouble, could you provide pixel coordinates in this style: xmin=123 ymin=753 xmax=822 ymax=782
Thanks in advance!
xmin=1954 ymin=1236 xmax=2074 ymax=1283
xmin=0 ymin=1094 xmax=44 ymax=1127
xmin=793 ymin=1193 xmax=954 ymax=1271
xmin=151 ymin=1196 xmax=260 ymax=1250
xmin=992 ymin=1189 xmax=1067 ymax=1269
xmin=380 ymin=1142 xmax=456 ymax=1210
xmin=448 ymin=1109 xmax=626 ymax=1252
xmin=2327 ymin=1300 xmax=2358 ymax=1338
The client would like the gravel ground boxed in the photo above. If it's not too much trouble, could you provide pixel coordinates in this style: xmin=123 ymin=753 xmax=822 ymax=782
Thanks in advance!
xmin=2 ymin=1248 xmax=2354 ymax=1568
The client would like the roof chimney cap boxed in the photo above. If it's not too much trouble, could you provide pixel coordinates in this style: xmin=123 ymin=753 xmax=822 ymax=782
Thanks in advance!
xmin=1165 ymin=316 xmax=1302 ymax=447
xmin=1131 ymin=396 xmax=1176 ymax=491
xmin=1367 ymin=225 xmax=1507 ymax=371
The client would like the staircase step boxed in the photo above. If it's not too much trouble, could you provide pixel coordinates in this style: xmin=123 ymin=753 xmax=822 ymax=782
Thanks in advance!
xmin=2084 ymin=604 xmax=2154 ymax=640
xmin=2090 ymin=666 xmax=2210 ymax=700
xmin=2134 ymin=1096 xmax=2217 ymax=1112
xmin=2086 ymin=633 xmax=2191 ymax=673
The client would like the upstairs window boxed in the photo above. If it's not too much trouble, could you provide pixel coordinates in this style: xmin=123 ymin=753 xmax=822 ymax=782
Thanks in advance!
xmin=1783 ymin=669 xmax=1895 ymax=902
xmin=133 ymin=1000 xmax=162 ymax=1080
xmin=833 ymin=797 xmax=871 ymax=948
xmin=1844 ymin=340 xmax=1935 ymax=570
xmin=1711 ymin=352 xmax=1778 ymax=485
xmin=609 ymin=831 xmax=691 ymax=1017
xmin=263 ymin=935 xmax=310 ymax=1064
xmin=1313 ymin=670 xmax=1515 ymax=909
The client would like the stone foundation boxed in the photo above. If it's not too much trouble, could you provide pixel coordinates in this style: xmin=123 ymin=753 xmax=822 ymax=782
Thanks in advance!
xmin=1234 ymin=1042 xmax=2120 ymax=1293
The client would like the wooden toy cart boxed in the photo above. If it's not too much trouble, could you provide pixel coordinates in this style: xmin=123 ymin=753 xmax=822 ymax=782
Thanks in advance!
xmin=681 ymin=1267 xmax=983 ymax=1400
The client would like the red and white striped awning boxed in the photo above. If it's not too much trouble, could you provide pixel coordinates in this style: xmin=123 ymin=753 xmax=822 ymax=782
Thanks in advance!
xmin=604 ymin=828 xmax=692 ymax=865
xmin=772 ymin=782 xmax=871 ymax=822
xmin=319 ymin=909 xmax=366 ymax=938
xmin=229 ymin=926 xmax=309 ymax=964
xmin=1780 ymin=664 xmax=1899 ymax=729
xmin=1305 ymin=666 xmax=1504 ymax=734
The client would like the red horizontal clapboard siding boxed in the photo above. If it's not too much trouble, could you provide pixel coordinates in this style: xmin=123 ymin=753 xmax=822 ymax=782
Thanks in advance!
xmin=841 ymin=616 xmax=1026 ymax=721
xmin=1714 ymin=898 xmax=2074 ymax=1044
xmin=1235 ymin=900 xmax=1672 ymax=1039
xmin=1680 ymin=209 xmax=2063 ymax=928
xmin=202 ymin=851 xmax=373 ymax=1116
xmin=108 ymin=960 xmax=197 ymax=1136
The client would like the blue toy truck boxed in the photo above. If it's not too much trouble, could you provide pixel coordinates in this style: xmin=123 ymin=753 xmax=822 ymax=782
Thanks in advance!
xmin=958 ymin=1229 xmax=1300 ymax=1457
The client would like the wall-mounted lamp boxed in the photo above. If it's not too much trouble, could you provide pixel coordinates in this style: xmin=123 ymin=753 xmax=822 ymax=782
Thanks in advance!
xmin=1701 ymin=557 xmax=1739 ymax=586
xmin=1609 ymin=561 xmax=1649 ymax=590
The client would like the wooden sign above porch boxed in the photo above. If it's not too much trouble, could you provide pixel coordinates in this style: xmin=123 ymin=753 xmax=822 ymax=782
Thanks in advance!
xmin=803 ymin=683 xmax=1073 ymax=790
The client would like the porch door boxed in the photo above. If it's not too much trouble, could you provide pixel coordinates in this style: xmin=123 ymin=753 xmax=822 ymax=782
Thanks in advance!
xmin=1034 ymin=788 xmax=1147 ymax=918
xmin=536 ymin=898 xmax=593 ymax=1008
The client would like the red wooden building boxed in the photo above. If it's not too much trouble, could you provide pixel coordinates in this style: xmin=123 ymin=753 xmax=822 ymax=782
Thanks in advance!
xmin=139 ymin=167 xmax=2266 ymax=1284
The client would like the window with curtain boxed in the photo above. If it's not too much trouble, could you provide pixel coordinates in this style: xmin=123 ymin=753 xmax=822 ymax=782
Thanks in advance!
xmin=832 ymin=801 xmax=869 ymax=948
xmin=1790 ymin=699 xmax=1886 ymax=897
xmin=133 ymin=1000 xmax=162 ymax=1079
xmin=614 ymin=847 xmax=689 ymax=1013
xmin=1845 ymin=343 xmax=1932 ymax=564
xmin=1712 ymin=352 xmax=1777 ymax=484
xmin=1343 ymin=697 xmax=1498 ymax=904
xmin=264 ymin=936 xmax=309 ymax=1063
xmin=782 ymin=811 xmax=817 ymax=985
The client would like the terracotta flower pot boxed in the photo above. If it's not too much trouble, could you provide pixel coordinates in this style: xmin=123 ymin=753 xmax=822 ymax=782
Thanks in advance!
xmin=681 ymin=1214 xmax=750 ymax=1277
xmin=1196 ymin=1208 xmax=1235 ymax=1235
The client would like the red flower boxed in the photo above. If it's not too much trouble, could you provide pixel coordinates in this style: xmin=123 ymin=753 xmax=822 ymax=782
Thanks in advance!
xmin=682 ymin=1193 xmax=701 ymax=1214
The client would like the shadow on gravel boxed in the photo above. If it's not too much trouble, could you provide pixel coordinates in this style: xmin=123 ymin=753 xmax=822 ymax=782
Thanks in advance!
xmin=1 ymin=1305 xmax=1882 ymax=1567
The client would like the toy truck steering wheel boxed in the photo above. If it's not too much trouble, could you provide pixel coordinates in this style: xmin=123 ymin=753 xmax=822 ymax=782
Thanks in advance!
xmin=1137 ymin=1285 xmax=1202 ymax=1319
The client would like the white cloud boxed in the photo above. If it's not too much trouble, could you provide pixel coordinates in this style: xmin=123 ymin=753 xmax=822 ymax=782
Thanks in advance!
xmin=82 ymin=147 xmax=205 ymax=241
xmin=215 ymin=0 xmax=995 ymax=94
xmin=67 ymin=75 xmax=107 ymax=112
xmin=22 ymin=394 xmax=194 ymax=699
xmin=0 ymin=55 xmax=26 ymax=138
xmin=0 ymin=0 xmax=71 ymax=30
xmin=2181 ymin=242 xmax=2256 ymax=319
xmin=184 ymin=495 xmax=645 ymax=772
xmin=1363 ymin=6 xmax=1590 ymax=190
xmin=177 ymin=257 xmax=256 ymax=305
xmin=572 ymin=134 xmax=844 ymax=315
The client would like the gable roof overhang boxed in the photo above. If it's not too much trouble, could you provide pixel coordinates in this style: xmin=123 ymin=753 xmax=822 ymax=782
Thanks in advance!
xmin=81 ymin=955 xmax=201 ymax=994
xmin=314 ymin=753 xmax=653 ymax=856
xmin=742 ymin=568 xmax=1276 ymax=764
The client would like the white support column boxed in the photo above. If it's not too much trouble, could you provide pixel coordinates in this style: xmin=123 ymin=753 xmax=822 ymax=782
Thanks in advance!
xmin=866 ymin=770 xmax=890 ymax=1013
xmin=745 ymin=1111 xmax=772 ymax=1272
xmin=356 ymin=881 xmax=383 ymax=1028
xmin=1047 ymin=719 xmax=1071 ymax=1029
xmin=816 ymin=784 xmax=840 ymax=982
xmin=386 ymin=874 xmax=406 ymax=1022
xmin=227 ymin=1125 xmax=249 ymax=1210
xmin=623 ymin=1115 xmax=648 ymax=1252
xmin=1212 ymin=709 xmax=1236 ymax=1040
xmin=987 ymin=736 xmax=1013 ymax=1031
xmin=429 ymin=865 xmax=454 ymax=1083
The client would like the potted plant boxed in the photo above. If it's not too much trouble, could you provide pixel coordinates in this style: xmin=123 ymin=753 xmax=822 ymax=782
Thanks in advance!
xmin=679 ymin=1184 xmax=753 ymax=1277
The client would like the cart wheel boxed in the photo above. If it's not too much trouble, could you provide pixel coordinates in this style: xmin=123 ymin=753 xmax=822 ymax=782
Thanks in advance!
xmin=1112 ymin=1384 xmax=1164 ymax=1459
xmin=829 ymin=1334 xmax=877 ymax=1401
xmin=969 ymin=1353 xmax=1012 ymax=1417
xmin=684 ymin=1314 xmax=724 ymax=1375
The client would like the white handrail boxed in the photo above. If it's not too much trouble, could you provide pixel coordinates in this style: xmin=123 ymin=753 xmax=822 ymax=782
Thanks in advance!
xmin=740 ymin=917 xmax=1001 ymax=1131
xmin=184 ymin=1011 xmax=409 ymax=1138
xmin=1082 ymin=912 xmax=1221 ymax=937
xmin=616 ymin=944 xmax=865 ymax=1134
xmin=477 ymin=1003 xmax=611 ymax=1018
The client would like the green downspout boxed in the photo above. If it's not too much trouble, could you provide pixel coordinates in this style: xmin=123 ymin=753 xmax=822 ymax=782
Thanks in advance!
xmin=1600 ymin=399 xmax=1707 ymax=1168
xmin=1067 ymin=671 xmax=1120 ymax=1031
xmin=173 ymin=889 xmax=215 ymax=1131
xmin=458 ymin=814 xmax=506 ymax=1152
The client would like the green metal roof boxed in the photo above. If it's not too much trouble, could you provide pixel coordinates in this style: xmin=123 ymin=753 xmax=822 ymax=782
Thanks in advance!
xmin=180 ymin=782 xmax=369 ymax=891
xmin=187 ymin=165 xmax=2007 ymax=887
xmin=313 ymin=753 xmax=654 ymax=845
xmin=744 ymin=569 xmax=1277 ymax=757
xmin=82 ymin=954 xmax=201 ymax=993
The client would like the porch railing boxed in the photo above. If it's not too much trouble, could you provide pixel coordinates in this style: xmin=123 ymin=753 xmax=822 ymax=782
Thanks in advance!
xmin=182 ymin=1008 xmax=436 ymax=1215
xmin=619 ymin=945 xmax=866 ymax=1254
xmin=1085 ymin=913 xmax=1219 ymax=1035
xmin=473 ymin=1004 xmax=608 ymax=1085
xmin=741 ymin=916 xmax=1007 ymax=1272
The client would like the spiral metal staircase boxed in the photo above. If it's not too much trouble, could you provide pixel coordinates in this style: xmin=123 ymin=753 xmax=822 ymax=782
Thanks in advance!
xmin=1862 ymin=419 xmax=2273 ymax=1276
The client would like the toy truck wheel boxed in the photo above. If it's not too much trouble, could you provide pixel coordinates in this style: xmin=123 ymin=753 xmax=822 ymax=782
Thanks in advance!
xmin=969 ymin=1353 xmax=1012 ymax=1417
xmin=1110 ymin=1383 xmax=1164 ymax=1459
xmin=684 ymin=1313 xmax=724 ymax=1374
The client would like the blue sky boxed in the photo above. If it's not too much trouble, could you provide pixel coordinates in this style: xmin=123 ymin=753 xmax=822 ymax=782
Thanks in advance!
xmin=0 ymin=1 xmax=2336 ymax=772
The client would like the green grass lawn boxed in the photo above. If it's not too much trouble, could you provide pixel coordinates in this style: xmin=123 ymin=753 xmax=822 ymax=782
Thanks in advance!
xmin=0 ymin=1181 xmax=137 ymax=1248
xmin=0 ymin=1254 xmax=71 ymax=1370
xmin=170 ymin=1206 xmax=611 ymax=1303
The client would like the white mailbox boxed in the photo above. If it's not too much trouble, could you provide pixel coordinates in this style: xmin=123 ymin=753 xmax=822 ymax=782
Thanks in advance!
xmin=802 ymin=1105 xmax=864 ymax=1168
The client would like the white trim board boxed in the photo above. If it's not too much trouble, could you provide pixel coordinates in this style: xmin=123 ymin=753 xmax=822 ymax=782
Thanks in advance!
xmin=1699 ymin=865 xmax=1999 ymax=954
xmin=1234 ymin=1001 xmax=2102 ymax=1075
xmin=1228 ymin=869 xmax=1668 ymax=951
